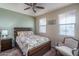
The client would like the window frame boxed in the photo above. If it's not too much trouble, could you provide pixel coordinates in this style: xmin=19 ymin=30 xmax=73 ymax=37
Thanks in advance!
xmin=39 ymin=16 xmax=46 ymax=33
xmin=58 ymin=10 xmax=76 ymax=37
xmin=59 ymin=23 xmax=76 ymax=37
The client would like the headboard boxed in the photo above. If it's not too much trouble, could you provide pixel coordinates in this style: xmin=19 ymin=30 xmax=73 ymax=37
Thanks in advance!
xmin=14 ymin=27 xmax=32 ymax=40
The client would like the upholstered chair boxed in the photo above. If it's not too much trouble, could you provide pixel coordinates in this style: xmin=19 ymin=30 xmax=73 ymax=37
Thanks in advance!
xmin=55 ymin=37 xmax=79 ymax=56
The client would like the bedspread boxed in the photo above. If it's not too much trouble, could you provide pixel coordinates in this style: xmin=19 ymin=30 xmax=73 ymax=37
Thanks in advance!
xmin=16 ymin=35 xmax=50 ymax=55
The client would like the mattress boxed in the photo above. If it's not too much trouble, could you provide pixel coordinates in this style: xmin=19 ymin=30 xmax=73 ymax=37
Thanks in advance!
xmin=16 ymin=35 xmax=50 ymax=55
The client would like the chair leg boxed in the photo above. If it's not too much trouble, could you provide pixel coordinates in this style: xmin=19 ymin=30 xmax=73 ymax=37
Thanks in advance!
xmin=55 ymin=49 xmax=58 ymax=55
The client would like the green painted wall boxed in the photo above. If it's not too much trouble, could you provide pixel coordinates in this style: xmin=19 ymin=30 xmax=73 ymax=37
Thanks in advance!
xmin=0 ymin=8 xmax=35 ymax=39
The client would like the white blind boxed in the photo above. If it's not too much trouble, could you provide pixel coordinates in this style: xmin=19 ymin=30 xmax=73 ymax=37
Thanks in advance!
xmin=59 ymin=10 xmax=76 ymax=37
xmin=59 ymin=10 xmax=76 ymax=24
xmin=39 ymin=16 xmax=46 ymax=33
xmin=39 ymin=17 xmax=46 ymax=25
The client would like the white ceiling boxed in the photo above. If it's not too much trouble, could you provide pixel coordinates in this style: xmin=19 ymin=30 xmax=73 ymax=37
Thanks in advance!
xmin=0 ymin=3 xmax=71 ymax=16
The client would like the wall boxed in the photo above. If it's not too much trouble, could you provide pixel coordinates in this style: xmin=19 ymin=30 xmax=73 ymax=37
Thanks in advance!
xmin=0 ymin=8 xmax=35 ymax=46
xmin=35 ymin=4 xmax=79 ymax=47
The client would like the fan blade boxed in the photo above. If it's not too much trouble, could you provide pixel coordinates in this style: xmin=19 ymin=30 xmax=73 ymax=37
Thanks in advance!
xmin=24 ymin=7 xmax=30 ymax=10
xmin=33 ymin=3 xmax=37 ymax=6
xmin=24 ymin=3 xmax=32 ymax=6
xmin=32 ymin=8 xmax=36 ymax=13
xmin=36 ymin=6 xmax=44 ymax=9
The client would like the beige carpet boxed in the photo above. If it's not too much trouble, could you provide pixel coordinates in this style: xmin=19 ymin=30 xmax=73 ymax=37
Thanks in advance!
xmin=0 ymin=48 xmax=59 ymax=56
xmin=43 ymin=48 xmax=56 ymax=56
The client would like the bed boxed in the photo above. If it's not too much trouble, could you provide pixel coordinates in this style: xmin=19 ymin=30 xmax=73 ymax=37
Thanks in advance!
xmin=14 ymin=27 xmax=51 ymax=56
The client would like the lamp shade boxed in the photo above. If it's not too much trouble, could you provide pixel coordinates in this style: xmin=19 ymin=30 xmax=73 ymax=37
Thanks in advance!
xmin=1 ymin=30 xmax=8 ymax=35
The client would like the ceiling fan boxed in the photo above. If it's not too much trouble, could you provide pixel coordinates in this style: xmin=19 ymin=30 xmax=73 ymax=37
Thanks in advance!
xmin=24 ymin=3 xmax=45 ymax=13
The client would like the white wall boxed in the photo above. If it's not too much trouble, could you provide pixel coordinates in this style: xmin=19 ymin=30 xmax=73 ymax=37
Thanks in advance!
xmin=35 ymin=4 xmax=79 ymax=47
xmin=0 ymin=8 xmax=35 ymax=47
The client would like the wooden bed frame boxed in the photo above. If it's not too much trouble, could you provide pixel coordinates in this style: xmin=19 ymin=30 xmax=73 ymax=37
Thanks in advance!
xmin=14 ymin=27 xmax=51 ymax=56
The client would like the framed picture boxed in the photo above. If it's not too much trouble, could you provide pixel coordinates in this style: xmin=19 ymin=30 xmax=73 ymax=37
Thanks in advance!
xmin=47 ymin=20 xmax=56 ymax=25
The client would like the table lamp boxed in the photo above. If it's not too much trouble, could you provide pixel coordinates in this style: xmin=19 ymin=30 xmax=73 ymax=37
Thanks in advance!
xmin=1 ymin=30 xmax=8 ymax=39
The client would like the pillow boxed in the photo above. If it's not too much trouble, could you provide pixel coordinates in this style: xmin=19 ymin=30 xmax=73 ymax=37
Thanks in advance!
xmin=17 ymin=31 xmax=28 ymax=37
xmin=27 ymin=31 xmax=33 ymax=35
xmin=17 ymin=31 xmax=33 ymax=37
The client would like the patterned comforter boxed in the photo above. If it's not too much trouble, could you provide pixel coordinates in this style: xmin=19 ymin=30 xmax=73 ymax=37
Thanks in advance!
xmin=16 ymin=35 xmax=50 ymax=55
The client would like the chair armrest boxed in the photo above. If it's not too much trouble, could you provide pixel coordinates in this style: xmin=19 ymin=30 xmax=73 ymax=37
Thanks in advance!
xmin=72 ymin=48 xmax=78 ymax=56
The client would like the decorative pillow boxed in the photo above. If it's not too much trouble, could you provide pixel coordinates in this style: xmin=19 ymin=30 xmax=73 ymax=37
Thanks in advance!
xmin=17 ymin=31 xmax=28 ymax=37
xmin=27 ymin=31 xmax=33 ymax=35
xmin=17 ymin=31 xmax=33 ymax=37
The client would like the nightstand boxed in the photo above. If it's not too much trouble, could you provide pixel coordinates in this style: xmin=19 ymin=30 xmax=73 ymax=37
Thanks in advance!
xmin=1 ymin=38 xmax=12 ymax=51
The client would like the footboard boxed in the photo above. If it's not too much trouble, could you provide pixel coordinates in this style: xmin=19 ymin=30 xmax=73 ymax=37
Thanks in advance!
xmin=28 ymin=41 xmax=51 ymax=56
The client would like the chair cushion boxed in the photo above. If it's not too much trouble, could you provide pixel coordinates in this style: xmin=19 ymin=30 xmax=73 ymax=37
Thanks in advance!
xmin=55 ymin=46 xmax=73 ymax=56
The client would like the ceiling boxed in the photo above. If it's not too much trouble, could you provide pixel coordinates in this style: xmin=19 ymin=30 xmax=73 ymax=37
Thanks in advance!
xmin=0 ymin=3 xmax=71 ymax=16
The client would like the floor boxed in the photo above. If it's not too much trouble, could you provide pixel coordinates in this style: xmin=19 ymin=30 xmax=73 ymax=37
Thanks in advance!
xmin=44 ymin=48 xmax=62 ymax=56
xmin=0 ymin=48 xmax=22 ymax=56
xmin=43 ymin=48 xmax=56 ymax=56
xmin=0 ymin=48 xmax=60 ymax=56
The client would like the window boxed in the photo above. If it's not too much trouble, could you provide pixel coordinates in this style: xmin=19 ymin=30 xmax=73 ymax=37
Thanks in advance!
xmin=59 ymin=10 xmax=76 ymax=36
xmin=39 ymin=16 xmax=46 ymax=33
